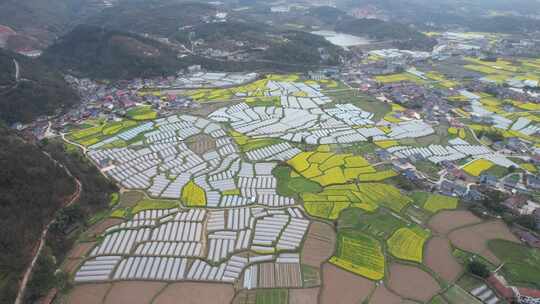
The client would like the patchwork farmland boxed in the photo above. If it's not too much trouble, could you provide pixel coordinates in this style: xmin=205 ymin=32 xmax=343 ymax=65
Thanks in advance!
xmin=62 ymin=74 xmax=538 ymax=304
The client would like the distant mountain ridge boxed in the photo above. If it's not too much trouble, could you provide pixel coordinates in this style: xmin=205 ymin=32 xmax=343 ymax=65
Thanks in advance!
xmin=40 ymin=25 xmax=192 ymax=80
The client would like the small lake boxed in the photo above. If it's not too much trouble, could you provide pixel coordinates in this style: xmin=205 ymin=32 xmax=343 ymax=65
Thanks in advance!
xmin=311 ymin=30 xmax=371 ymax=47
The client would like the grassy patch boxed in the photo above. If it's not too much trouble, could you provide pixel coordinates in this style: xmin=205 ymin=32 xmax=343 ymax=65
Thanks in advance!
xmin=375 ymin=73 xmax=426 ymax=84
xmin=109 ymin=193 xmax=120 ymax=207
xmin=126 ymin=106 xmax=157 ymax=120
xmin=453 ymin=248 xmax=496 ymax=270
xmin=442 ymin=285 xmax=482 ymax=304
xmin=273 ymin=165 xmax=322 ymax=198
xmin=325 ymin=91 xmax=391 ymax=121
xmin=340 ymin=209 xmax=407 ymax=239
xmin=112 ymin=198 xmax=178 ymax=219
xmin=488 ymin=239 xmax=540 ymax=288
xmin=301 ymin=264 xmax=320 ymax=287
xmin=430 ymin=295 xmax=449 ymax=304
xmin=255 ymin=289 xmax=288 ymax=304
xmin=423 ymin=194 xmax=458 ymax=213
xmin=229 ymin=130 xmax=283 ymax=152
xmin=456 ymin=273 xmax=484 ymax=291
xmin=131 ymin=199 xmax=178 ymax=214
xmin=406 ymin=205 xmax=432 ymax=224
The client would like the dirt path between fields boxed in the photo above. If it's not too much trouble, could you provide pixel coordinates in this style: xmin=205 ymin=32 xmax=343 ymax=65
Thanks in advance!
xmin=14 ymin=156 xmax=82 ymax=304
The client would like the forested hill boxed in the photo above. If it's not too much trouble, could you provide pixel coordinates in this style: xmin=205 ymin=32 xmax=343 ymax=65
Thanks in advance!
xmin=40 ymin=25 xmax=193 ymax=80
xmin=85 ymin=1 xmax=216 ymax=37
xmin=0 ymin=49 xmax=78 ymax=124
xmin=0 ymin=127 xmax=76 ymax=303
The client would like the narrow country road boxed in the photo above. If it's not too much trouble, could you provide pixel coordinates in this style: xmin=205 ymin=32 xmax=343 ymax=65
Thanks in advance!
xmin=14 ymin=152 xmax=82 ymax=304
xmin=62 ymin=132 xmax=88 ymax=154
xmin=13 ymin=59 xmax=20 ymax=82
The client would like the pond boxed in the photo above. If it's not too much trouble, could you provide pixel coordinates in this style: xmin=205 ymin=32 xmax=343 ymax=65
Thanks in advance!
xmin=311 ymin=30 xmax=371 ymax=48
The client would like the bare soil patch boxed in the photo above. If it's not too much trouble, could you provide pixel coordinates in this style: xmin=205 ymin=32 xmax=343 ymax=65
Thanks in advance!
xmin=232 ymin=290 xmax=256 ymax=304
xmin=66 ymin=283 xmax=111 ymax=304
xmin=425 ymin=236 xmax=462 ymax=282
xmin=62 ymin=258 xmax=82 ymax=274
xmin=68 ymin=242 xmax=96 ymax=259
xmin=370 ymin=283 xmax=402 ymax=304
xmin=86 ymin=218 xmax=124 ymax=237
xmin=301 ymin=222 xmax=336 ymax=267
xmin=103 ymin=281 xmax=165 ymax=304
xmin=186 ymin=134 xmax=217 ymax=155
xmin=153 ymin=282 xmax=235 ymax=304
xmin=448 ymin=220 xmax=519 ymax=264
xmin=119 ymin=191 xmax=144 ymax=207
xmin=388 ymin=263 xmax=440 ymax=302
xmin=289 ymin=288 xmax=320 ymax=304
xmin=428 ymin=210 xmax=482 ymax=235
xmin=320 ymin=263 xmax=374 ymax=304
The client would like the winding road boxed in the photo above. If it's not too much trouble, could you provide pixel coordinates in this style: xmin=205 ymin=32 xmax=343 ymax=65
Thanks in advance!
xmin=13 ymin=59 xmax=20 ymax=82
xmin=14 ymin=152 xmax=82 ymax=304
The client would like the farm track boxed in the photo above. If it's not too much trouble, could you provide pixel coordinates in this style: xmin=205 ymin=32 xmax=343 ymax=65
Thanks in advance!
xmin=14 ymin=150 xmax=82 ymax=304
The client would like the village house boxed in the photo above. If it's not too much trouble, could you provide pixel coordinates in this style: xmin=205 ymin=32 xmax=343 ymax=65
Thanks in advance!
xmin=439 ymin=180 xmax=467 ymax=197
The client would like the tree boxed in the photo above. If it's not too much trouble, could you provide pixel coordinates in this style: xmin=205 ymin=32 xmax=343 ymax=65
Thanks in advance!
xmin=468 ymin=260 xmax=490 ymax=278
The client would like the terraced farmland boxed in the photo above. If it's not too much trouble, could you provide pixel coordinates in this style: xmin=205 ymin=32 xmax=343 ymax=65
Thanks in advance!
xmin=62 ymin=73 xmax=530 ymax=304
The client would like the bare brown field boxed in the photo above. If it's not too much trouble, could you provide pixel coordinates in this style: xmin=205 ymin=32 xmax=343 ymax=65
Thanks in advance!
xmin=448 ymin=220 xmax=519 ymax=264
xmin=153 ymin=282 xmax=235 ymax=304
xmin=275 ymin=263 xmax=302 ymax=287
xmin=86 ymin=218 xmax=124 ymax=237
xmin=428 ymin=210 xmax=482 ymax=235
xmin=255 ymin=262 xmax=302 ymax=288
xmin=118 ymin=190 xmax=144 ymax=207
xmin=388 ymin=263 xmax=440 ymax=302
xmin=231 ymin=290 xmax=256 ymax=304
xmin=370 ymin=283 xmax=402 ymax=304
xmin=186 ymin=134 xmax=217 ymax=155
xmin=62 ymin=258 xmax=82 ymax=274
xmin=103 ymin=281 xmax=165 ymax=304
xmin=184 ymin=100 xmax=241 ymax=116
xmin=259 ymin=262 xmax=276 ymax=288
xmin=66 ymin=283 xmax=111 ymax=304
xmin=68 ymin=242 xmax=96 ymax=259
xmin=320 ymin=263 xmax=374 ymax=304
xmin=301 ymin=222 xmax=336 ymax=267
xmin=425 ymin=237 xmax=462 ymax=282
xmin=289 ymin=288 xmax=320 ymax=304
